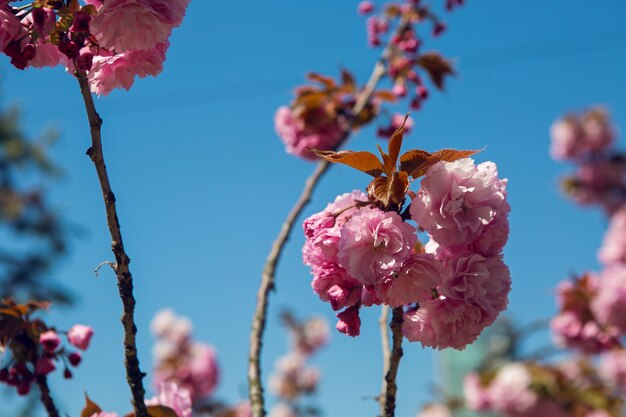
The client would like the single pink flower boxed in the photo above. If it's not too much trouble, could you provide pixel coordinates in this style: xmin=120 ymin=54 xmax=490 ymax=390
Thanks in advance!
xmin=146 ymin=382 xmax=193 ymax=417
xmin=67 ymin=324 xmax=94 ymax=350
xmin=410 ymin=158 xmax=509 ymax=251
xmin=90 ymin=0 xmax=189 ymax=51
xmin=598 ymin=208 xmax=626 ymax=265
xmin=591 ymin=265 xmax=626 ymax=333
xmin=39 ymin=330 xmax=60 ymax=353
xmin=338 ymin=207 xmax=416 ymax=286
xmin=402 ymin=297 xmax=496 ymax=350
xmin=376 ymin=254 xmax=442 ymax=307
xmin=87 ymin=42 xmax=167 ymax=95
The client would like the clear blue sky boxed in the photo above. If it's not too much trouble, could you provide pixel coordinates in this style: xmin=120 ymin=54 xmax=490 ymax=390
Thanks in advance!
xmin=2 ymin=1 xmax=626 ymax=416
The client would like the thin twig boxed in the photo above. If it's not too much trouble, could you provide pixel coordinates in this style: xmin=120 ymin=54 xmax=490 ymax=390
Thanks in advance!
xmin=76 ymin=72 xmax=148 ymax=417
xmin=380 ymin=307 xmax=404 ymax=417
xmin=247 ymin=20 xmax=409 ymax=417
xmin=35 ymin=375 xmax=59 ymax=417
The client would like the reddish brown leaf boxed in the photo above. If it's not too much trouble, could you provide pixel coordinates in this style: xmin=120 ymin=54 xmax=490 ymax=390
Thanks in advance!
xmin=81 ymin=394 xmax=102 ymax=417
xmin=399 ymin=149 xmax=432 ymax=176
xmin=312 ymin=149 xmax=383 ymax=177
xmin=387 ymin=114 xmax=410 ymax=170
xmin=341 ymin=69 xmax=356 ymax=93
xmin=409 ymin=148 xmax=480 ymax=178
xmin=293 ymin=91 xmax=327 ymax=109
xmin=307 ymin=72 xmax=336 ymax=90
xmin=124 ymin=406 xmax=180 ymax=417
xmin=366 ymin=172 xmax=409 ymax=208
xmin=373 ymin=90 xmax=398 ymax=103
xmin=376 ymin=144 xmax=394 ymax=174
xmin=416 ymin=52 xmax=455 ymax=90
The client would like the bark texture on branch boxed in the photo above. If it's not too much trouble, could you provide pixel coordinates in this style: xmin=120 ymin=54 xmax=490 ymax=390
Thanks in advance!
xmin=35 ymin=375 xmax=60 ymax=417
xmin=380 ymin=307 xmax=404 ymax=417
xmin=76 ymin=73 xmax=148 ymax=417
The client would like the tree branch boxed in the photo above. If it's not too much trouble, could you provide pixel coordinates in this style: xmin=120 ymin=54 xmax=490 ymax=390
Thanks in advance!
xmin=76 ymin=73 xmax=148 ymax=417
xmin=380 ymin=307 xmax=404 ymax=417
xmin=247 ymin=20 xmax=409 ymax=417
xmin=35 ymin=375 xmax=59 ymax=417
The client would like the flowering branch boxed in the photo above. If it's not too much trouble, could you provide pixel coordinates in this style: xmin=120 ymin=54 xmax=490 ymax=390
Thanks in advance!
xmin=247 ymin=28 xmax=403 ymax=416
xmin=76 ymin=72 xmax=148 ymax=417
xmin=35 ymin=375 xmax=59 ymax=417
xmin=380 ymin=307 xmax=404 ymax=417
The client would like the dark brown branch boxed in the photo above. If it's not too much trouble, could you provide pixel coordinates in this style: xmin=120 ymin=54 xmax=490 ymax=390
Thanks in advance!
xmin=380 ymin=307 xmax=404 ymax=417
xmin=76 ymin=73 xmax=148 ymax=417
xmin=247 ymin=21 xmax=409 ymax=417
xmin=35 ymin=375 xmax=59 ymax=417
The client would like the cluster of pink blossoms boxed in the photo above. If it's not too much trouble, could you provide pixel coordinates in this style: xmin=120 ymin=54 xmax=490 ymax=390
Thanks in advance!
xmin=0 ymin=321 xmax=93 ymax=395
xmin=550 ymin=107 xmax=625 ymax=214
xmin=151 ymin=309 xmax=219 ymax=402
xmin=302 ymin=157 xmax=510 ymax=349
xmin=269 ymin=314 xmax=328 ymax=417
xmin=0 ymin=0 xmax=190 ymax=95
xmin=88 ymin=381 xmax=193 ymax=417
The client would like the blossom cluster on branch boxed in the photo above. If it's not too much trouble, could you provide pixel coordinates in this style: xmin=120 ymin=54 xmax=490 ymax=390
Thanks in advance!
xmin=0 ymin=299 xmax=93 ymax=395
xmin=0 ymin=0 xmax=190 ymax=95
xmin=268 ymin=313 xmax=328 ymax=417
xmin=274 ymin=0 xmax=458 ymax=160
xmin=302 ymin=121 xmax=511 ymax=350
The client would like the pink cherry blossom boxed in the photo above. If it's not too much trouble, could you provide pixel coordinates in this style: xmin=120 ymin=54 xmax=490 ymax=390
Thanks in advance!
xmin=376 ymin=254 xmax=442 ymax=307
xmin=336 ymin=306 xmax=361 ymax=337
xmin=598 ymin=208 xmax=626 ymax=265
xmin=87 ymin=42 xmax=167 ymax=95
xmin=591 ymin=265 xmax=626 ymax=333
xmin=145 ymin=382 xmax=193 ymax=417
xmin=296 ymin=317 xmax=329 ymax=354
xmin=488 ymin=363 xmax=537 ymax=415
xmin=463 ymin=373 xmax=492 ymax=411
xmin=67 ymin=324 xmax=94 ymax=350
xmin=550 ymin=117 xmax=580 ymax=161
xmin=151 ymin=308 xmax=192 ymax=343
xmin=551 ymin=310 xmax=620 ymax=354
xmin=599 ymin=349 xmax=626 ymax=392
xmin=269 ymin=403 xmax=296 ymax=417
xmin=274 ymin=106 xmax=346 ymax=160
xmin=357 ymin=1 xmax=375 ymax=15
xmin=410 ymin=158 xmax=509 ymax=251
xmin=0 ymin=8 xmax=23 ymax=50
xmin=27 ymin=40 xmax=63 ymax=68
xmin=39 ymin=330 xmax=60 ymax=353
xmin=310 ymin=264 xmax=361 ymax=310
xmin=338 ymin=207 xmax=416 ymax=286
xmin=402 ymin=297 xmax=496 ymax=350
xmin=90 ymin=0 xmax=189 ymax=51
xmin=417 ymin=404 xmax=452 ymax=417
xmin=438 ymin=254 xmax=511 ymax=316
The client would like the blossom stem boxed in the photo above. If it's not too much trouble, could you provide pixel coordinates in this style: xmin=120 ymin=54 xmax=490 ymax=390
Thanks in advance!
xmin=76 ymin=72 xmax=148 ymax=417
xmin=380 ymin=307 xmax=404 ymax=417
xmin=247 ymin=20 xmax=409 ymax=417
xmin=35 ymin=375 xmax=59 ymax=417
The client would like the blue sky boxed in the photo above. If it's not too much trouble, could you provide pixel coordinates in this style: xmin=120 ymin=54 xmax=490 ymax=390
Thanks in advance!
xmin=2 ymin=0 xmax=626 ymax=416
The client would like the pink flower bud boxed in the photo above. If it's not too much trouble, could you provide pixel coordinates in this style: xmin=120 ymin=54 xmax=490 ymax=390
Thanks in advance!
xmin=432 ymin=21 xmax=447 ymax=37
xmin=68 ymin=324 xmax=94 ymax=350
xmin=17 ymin=381 xmax=31 ymax=396
xmin=68 ymin=352 xmax=82 ymax=367
xmin=35 ymin=357 xmax=56 ymax=376
xmin=357 ymin=1 xmax=375 ymax=15
xmin=39 ymin=330 xmax=61 ymax=353
xmin=336 ymin=306 xmax=361 ymax=337
xmin=63 ymin=369 xmax=73 ymax=379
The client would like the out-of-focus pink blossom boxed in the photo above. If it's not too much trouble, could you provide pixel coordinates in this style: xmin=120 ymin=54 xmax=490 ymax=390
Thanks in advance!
xmin=90 ymin=0 xmax=189 ymax=51
xmin=87 ymin=42 xmax=167 ymax=95
xmin=402 ymin=298 xmax=496 ymax=350
xmin=296 ymin=317 xmax=329 ymax=354
xmin=598 ymin=208 xmax=626 ymax=265
xmin=92 ymin=413 xmax=119 ymax=417
xmin=338 ymin=207 xmax=416 ymax=286
xmin=376 ymin=113 xmax=414 ymax=139
xmin=67 ymin=324 xmax=94 ymax=350
xmin=488 ymin=363 xmax=537 ymax=415
xmin=336 ymin=306 xmax=361 ymax=337
xmin=599 ymin=349 xmax=626 ymax=392
xmin=463 ymin=373 xmax=492 ymax=411
xmin=274 ymin=106 xmax=346 ymax=160
xmin=145 ymin=382 xmax=193 ymax=417
xmin=417 ymin=404 xmax=452 ymax=417
xmin=376 ymin=254 xmax=442 ymax=307
xmin=550 ymin=108 xmax=614 ymax=161
xmin=410 ymin=158 xmax=509 ymax=252
xmin=550 ymin=117 xmax=581 ymax=161
xmin=34 ymin=357 xmax=55 ymax=376
xmin=591 ymin=265 xmax=626 ymax=333
xmin=269 ymin=403 xmax=296 ymax=417
xmin=357 ymin=1 xmax=375 ymax=15
xmin=151 ymin=308 xmax=192 ymax=343
xmin=39 ymin=330 xmax=60 ymax=353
